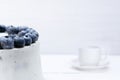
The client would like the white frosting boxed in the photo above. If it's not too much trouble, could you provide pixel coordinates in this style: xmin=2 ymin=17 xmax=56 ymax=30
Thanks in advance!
xmin=0 ymin=33 xmax=8 ymax=37
xmin=0 ymin=41 xmax=43 ymax=80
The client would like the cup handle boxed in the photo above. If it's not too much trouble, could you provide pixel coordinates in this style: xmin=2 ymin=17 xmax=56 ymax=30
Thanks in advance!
xmin=98 ymin=49 xmax=109 ymax=66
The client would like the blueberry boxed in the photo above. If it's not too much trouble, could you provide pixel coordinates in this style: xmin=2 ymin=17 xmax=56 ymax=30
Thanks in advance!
xmin=25 ymin=28 xmax=33 ymax=33
xmin=0 ymin=43 xmax=3 ymax=49
xmin=25 ymin=33 xmax=38 ymax=43
xmin=14 ymin=36 xmax=25 ymax=48
xmin=9 ymin=34 xmax=17 ymax=39
xmin=17 ymin=26 xmax=29 ymax=31
xmin=0 ymin=25 xmax=6 ymax=32
xmin=28 ymin=29 xmax=39 ymax=37
xmin=23 ymin=35 xmax=32 ymax=46
xmin=29 ymin=28 xmax=36 ymax=32
xmin=0 ymin=40 xmax=3 ymax=49
xmin=6 ymin=25 xmax=19 ymax=34
xmin=14 ymin=27 xmax=20 ymax=34
xmin=0 ymin=36 xmax=14 ymax=49
xmin=18 ymin=31 xmax=27 ymax=37
xmin=6 ymin=25 xmax=14 ymax=34
xmin=33 ymin=31 xmax=39 ymax=37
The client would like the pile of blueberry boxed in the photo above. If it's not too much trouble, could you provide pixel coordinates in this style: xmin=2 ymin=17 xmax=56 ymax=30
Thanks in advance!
xmin=0 ymin=25 xmax=39 ymax=49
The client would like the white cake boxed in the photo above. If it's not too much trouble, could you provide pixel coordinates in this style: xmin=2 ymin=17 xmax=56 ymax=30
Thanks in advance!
xmin=0 ymin=40 xmax=44 ymax=80
xmin=0 ymin=25 xmax=43 ymax=80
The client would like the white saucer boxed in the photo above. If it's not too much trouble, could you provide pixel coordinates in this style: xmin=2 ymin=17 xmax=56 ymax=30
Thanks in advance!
xmin=72 ymin=59 xmax=109 ymax=70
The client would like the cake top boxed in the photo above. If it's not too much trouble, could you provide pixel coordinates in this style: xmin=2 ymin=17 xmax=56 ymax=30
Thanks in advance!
xmin=0 ymin=25 xmax=39 ymax=50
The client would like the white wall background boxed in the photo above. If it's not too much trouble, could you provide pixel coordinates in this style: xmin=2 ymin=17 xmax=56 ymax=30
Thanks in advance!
xmin=0 ymin=0 xmax=120 ymax=55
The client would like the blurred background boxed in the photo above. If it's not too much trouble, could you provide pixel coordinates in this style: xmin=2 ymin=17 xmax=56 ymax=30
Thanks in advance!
xmin=0 ymin=0 xmax=120 ymax=55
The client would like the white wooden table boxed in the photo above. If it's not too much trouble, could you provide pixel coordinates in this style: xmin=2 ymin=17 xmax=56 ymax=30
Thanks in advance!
xmin=41 ymin=55 xmax=120 ymax=80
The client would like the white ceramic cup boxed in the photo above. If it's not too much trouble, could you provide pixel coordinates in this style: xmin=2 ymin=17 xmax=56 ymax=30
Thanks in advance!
xmin=78 ymin=46 xmax=107 ymax=66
